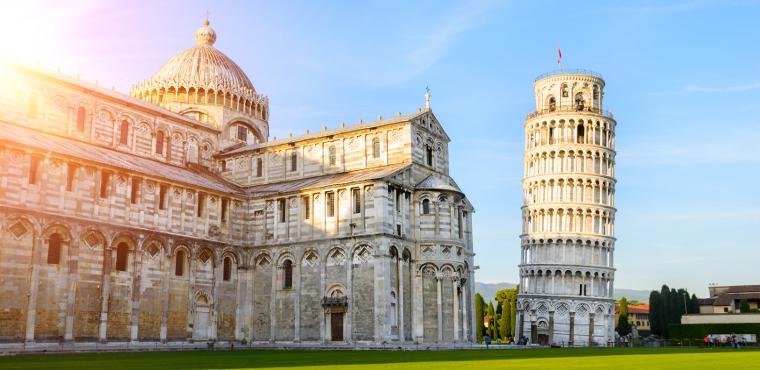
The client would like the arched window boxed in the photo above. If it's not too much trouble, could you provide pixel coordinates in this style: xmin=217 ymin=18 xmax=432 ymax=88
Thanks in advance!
xmin=328 ymin=146 xmax=336 ymax=166
xmin=561 ymin=84 xmax=569 ymax=97
xmin=28 ymin=93 xmax=38 ymax=118
xmin=223 ymin=256 xmax=232 ymax=281
xmin=422 ymin=199 xmax=430 ymax=214
xmin=425 ymin=145 xmax=433 ymax=166
xmin=283 ymin=260 xmax=293 ymax=289
xmin=115 ymin=242 xmax=129 ymax=272
xmin=548 ymin=96 xmax=556 ymax=111
xmin=47 ymin=233 xmax=62 ymax=264
xmin=119 ymin=120 xmax=129 ymax=145
xmin=593 ymin=85 xmax=600 ymax=106
xmin=290 ymin=151 xmax=297 ymax=172
xmin=155 ymin=131 xmax=165 ymax=155
xmin=575 ymin=93 xmax=585 ymax=110
xmin=175 ymin=250 xmax=186 ymax=276
xmin=372 ymin=137 xmax=381 ymax=159
xmin=256 ymin=158 xmax=263 ymax=177
xmin=577 ymin=125 xmax=585 ymax=144
xmin=76 ymin=107 xmax=86 ymax=132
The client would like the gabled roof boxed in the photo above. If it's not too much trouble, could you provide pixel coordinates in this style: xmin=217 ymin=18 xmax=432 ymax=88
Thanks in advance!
xmin=0 ymin=121 xmax=241 ymax=195
xmin=244 ymin=163 xmax=410 ymax=197
xmin=220 ymin=111 xmax=427 ymax=156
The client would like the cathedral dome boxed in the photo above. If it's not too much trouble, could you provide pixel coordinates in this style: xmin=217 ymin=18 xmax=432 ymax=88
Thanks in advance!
xmin=148 ymin=19 xmax=255 ymax=93
xmin=131 ymin=19 xmax=269 ymax=127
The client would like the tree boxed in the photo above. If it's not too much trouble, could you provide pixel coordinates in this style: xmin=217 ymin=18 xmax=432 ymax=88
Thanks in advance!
xmin=649 ymin=290 xmax=663 ymax=337
xmin=660 ymin=285 xmax=671 ymax=337
xmin=474 ymin=293 xmax=485 ymax=341
xmin=486 ymin=301 xmax=497 ymax=339
xmin=495 ymin=286 xmax=519 ymax=340
xmin=616 ymin=297 xmax=631 ymax=336
xmin=689 ymin=294 xmax=700 ymax=314
xmin=740 ymin=299 xmax=750 ymax=313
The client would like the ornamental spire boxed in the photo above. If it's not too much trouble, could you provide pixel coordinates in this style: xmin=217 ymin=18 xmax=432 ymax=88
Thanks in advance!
xmin=425 ymin=85 xmax=431 ymax=112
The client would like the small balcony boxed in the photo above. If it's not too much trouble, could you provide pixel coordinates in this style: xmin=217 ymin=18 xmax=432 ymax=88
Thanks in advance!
xmin=526 ymin=105 xmax=614 ymax=120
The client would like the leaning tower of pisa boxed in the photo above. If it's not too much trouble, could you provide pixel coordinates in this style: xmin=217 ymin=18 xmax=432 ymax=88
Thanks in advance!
xmin=515 ymin=70 xmax=617 ymax=347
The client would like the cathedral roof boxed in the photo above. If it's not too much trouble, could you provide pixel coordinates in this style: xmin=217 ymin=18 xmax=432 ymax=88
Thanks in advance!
xmin=244 ymin=163 xmax=410 ymax=197
xmin=131 ymin=20 xmax=263 ymax=104
xmin=0 ymin=121 xmax=242 ymax=195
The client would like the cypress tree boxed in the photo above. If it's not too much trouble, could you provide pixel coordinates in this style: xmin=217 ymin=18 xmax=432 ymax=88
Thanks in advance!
xmin=660 ymin=285 xmax=671 ymax=337
xmin=690 ymin=294 xmax=700 ymax=314
xmin=474 ymin=293 xmax=485 ymax=341
xmin=487 ymin=301 xmax=496 ymax=339
xmin=649 ymin=290 xmax=662 ymax=337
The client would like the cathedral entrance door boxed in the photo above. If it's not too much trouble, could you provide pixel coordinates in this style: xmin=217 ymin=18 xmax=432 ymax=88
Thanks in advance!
xmin=331 ymin=313 xmax=344 ymax=341
xmin=193 ymin=304 xmax=210 ymax=340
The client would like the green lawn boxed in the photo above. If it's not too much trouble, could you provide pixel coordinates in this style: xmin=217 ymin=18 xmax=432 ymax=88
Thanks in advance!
xmin=1 ymin=347 xmax=759 ymax=369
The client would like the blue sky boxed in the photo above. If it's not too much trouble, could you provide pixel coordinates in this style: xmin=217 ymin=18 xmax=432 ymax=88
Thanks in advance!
xmin=6 ymin=0 xmax=760 ymax=296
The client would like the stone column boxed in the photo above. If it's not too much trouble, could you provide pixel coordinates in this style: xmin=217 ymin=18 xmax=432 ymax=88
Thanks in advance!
xmin=451 ymin=279 xmax=459 ymax=341
xmin=294 ymin=254 xmax=301 ymax=342
xmin=64 ymin=232 xmax=80 ymax=342
xmin=319 ymin=256 xmax=326 ymax=343
xmin=270 ymin=261 xmax=277 ymax=342
xmin=588 ymin=312 xmax=595 ymax=346
xmin=530 ymin=309 xmax=537 ymax=344
xmin=25 ymin=235 xmax=44 ymax=342
xmin=397 ymin=256 xmax=405 ymax=341
xmin=436 ymin=274 xmax=443 ymax=342
xmin=412 ymin=269 xmax=423 ymax=341
xmin=210 ymin=252 xmax=222 ymax=341
xmin=159 ymin=244 xmax=172 ymax=343
xmin=517 ymin=310 xmax=524 ymax=340
xmin=345 ymin=253 xmax=353 ymax=342
xmin=462 ymin=282 xmax=469 ymax=342
xmin=568 ymin=312 xmax=575 ymax=347
xmin=98 ymin=243 xmax=113 ymax=342
xmin=548 ymin=310 xmax=555 ymax=345
xmin=130 ymin=236 xmax=145 ymax=342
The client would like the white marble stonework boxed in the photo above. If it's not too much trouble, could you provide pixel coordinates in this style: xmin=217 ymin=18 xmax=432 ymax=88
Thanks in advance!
xmin=516 ymin=70 xmax=617 ymax=347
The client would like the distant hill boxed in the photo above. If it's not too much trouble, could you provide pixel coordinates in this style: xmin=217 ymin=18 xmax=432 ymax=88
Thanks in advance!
xmin=475 ymin=281 xmax=651 ymax=304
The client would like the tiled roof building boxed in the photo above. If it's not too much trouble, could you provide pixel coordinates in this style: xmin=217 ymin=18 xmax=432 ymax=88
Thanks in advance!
xmin=0 ymin=20 xmax=474 ymax=346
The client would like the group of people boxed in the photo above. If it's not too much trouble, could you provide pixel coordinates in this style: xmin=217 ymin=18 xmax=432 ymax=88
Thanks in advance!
xmin=482 ymin=335 xmax=531 ymax=349
xmin=703 ymin=334 xmax=746 ymax=348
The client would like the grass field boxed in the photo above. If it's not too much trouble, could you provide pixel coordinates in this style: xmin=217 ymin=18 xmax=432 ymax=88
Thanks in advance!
xmin=1 ymin=347 xmax=759 ymax=370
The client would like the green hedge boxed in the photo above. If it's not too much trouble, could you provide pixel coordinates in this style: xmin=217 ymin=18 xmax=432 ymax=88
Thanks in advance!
xmin=668 ymin=323 xmax=760 ymax=339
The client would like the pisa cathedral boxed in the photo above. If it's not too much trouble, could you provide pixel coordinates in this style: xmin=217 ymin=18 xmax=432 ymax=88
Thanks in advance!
xmin=0 ymin=20 xmax=474 ymax=346
xmin=516 ymin=71 xmax=617 ymax=346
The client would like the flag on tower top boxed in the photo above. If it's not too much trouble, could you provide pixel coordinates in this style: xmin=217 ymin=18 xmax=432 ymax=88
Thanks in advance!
xmin=557 ymin=48 xmax=562 ymax=65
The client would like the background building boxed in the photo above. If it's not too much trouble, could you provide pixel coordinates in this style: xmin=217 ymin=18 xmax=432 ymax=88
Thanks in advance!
xmin=516 ymin=70 xmax=617 ymax=346
xmin=0 ymin=20 xmax=474 ymax=346
xmin=615 ymin=303 xmax=650 ymax=335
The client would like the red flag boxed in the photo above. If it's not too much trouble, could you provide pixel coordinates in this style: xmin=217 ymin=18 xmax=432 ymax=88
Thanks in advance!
xmin=557 ymin=48 xmax=562 ymax=65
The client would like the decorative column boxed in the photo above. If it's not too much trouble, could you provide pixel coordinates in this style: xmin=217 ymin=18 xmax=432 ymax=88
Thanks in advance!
xmin=25 ymin=235 xmax=44 ymax=342
xmin=588 ymin=312 xmax=595 ymax=346
xmin=548 ymin=310 xmax=555 ymax=345
xmin=397 ymin=256 xmax=405 ymax=341
xmin=98 ymin=243 xmax=113 ymax=342
xmin=129 ymin=236 xmax=145 ymax=342
xmin=530 ymin=309 xmax=537 ymax=344
xmin=436 ymin=273 xmax=443 ymax=342
xmin=452 ymin=278 xmax=460 ymax=341
xmin=568 ymin=311 xmax=575 ymax=347
xmin=64 ymin=231 xmax=80 ymax=342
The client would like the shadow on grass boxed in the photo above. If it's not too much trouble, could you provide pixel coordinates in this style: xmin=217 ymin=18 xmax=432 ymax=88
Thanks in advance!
xmin=0 ymin=347 xmax=756 ymax=369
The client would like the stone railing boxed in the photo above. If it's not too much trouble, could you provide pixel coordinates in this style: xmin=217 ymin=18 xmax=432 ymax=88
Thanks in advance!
xmin=526 ymin=105 xmax=614 ymax=120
